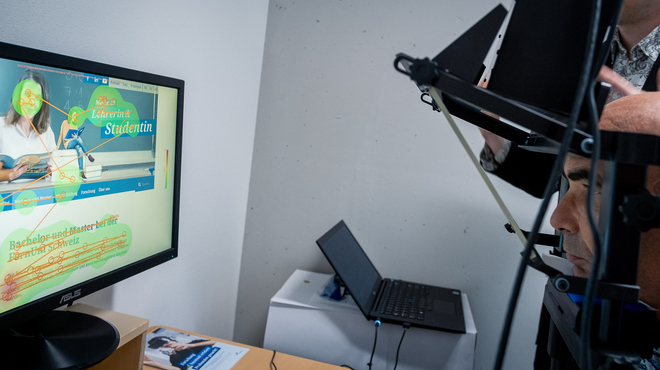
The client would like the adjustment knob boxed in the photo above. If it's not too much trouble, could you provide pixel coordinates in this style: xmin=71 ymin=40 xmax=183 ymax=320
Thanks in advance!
xmin=619 ymin=190 xmax=660 ymax=232
xmin=409 ymin=58 xmax=441 ymax=87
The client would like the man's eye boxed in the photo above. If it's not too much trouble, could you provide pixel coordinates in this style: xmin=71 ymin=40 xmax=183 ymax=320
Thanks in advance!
xmin=581 ymin=183 xmax=602 ymax=195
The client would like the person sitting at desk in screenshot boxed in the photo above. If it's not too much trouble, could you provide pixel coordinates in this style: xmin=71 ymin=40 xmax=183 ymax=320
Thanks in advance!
xmin=56 ymin=117 xmax=95 ymax=180
xmin=479 ymin=0 xmax=660 ymax=197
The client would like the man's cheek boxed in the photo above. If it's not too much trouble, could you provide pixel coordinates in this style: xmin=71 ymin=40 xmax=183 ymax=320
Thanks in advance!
xmin=572 ymin=265 xmax=589 ymax=278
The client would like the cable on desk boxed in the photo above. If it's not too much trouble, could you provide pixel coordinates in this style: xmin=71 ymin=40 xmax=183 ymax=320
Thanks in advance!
xmin=392 ymin=323 xmax=409 ymax=370
xmin=367 ymin=319 xmax=381 ymax=370
xmin=340 ymin=320 xmax=380 ymax=370
xmin=270 ymin=350 xmax=278 ymax=370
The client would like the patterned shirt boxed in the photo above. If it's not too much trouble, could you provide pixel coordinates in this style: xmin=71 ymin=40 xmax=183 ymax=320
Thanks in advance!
xmin=639 ymin=348 xmax=660 ymax=370
xmin=609 ymin=24 xmax=660 ymax=100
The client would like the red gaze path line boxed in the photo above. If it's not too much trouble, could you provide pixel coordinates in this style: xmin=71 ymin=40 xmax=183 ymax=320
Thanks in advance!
xmin=0 ymin=90 xmax=133 ymax=302
xmin=2 ymin=91 xmax=130 ymax=205
xmin=2 ymin=217 xmax=125 ymax=302
xmin=2 ymin=236 xmax=128 ymax=302
xmin=6 ymin=92 xmax=130 ymax=255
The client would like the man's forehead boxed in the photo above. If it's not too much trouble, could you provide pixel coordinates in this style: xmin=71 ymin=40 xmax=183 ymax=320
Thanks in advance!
xmin=564 ymin=154 xmax=605 ymax=186
xmin=565 ymin=153 xmax=591 ymax=170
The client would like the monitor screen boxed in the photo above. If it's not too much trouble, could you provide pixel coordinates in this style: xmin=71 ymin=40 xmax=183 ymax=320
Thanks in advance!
xmin=0 ymin=42 xmax=182 ymax=329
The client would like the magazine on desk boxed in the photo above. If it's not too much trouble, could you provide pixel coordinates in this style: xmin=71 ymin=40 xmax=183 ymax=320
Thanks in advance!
xmin=144 ymin=327 xmax=249 ymax=370
xmin=0 ymin=152 xmax=50 ymax=179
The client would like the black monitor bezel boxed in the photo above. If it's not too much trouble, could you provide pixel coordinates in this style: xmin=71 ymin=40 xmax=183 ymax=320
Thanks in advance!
xmin=0 ymin=41 xmax=183 ymax=330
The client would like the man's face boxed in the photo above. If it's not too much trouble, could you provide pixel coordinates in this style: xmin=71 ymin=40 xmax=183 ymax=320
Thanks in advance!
xmin=550 ymin=155 xmax=601 ymax=278
xmin=550 ymin=154 xmax=660 ymax=309
xmin=619 ymin=0 xmax=656 ymax=27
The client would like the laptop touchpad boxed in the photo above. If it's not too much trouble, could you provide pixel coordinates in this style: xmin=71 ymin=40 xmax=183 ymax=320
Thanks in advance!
xmin=433 ymin=300 xmax=456 ymax=315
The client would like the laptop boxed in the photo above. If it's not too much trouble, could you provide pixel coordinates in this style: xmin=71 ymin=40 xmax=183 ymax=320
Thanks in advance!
xmin=316 ymin=220 xmax=466 ymax=333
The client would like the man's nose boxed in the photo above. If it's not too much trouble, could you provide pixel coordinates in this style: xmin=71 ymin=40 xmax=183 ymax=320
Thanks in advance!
xmin=550 ymin=196 xmax=580 ymax=235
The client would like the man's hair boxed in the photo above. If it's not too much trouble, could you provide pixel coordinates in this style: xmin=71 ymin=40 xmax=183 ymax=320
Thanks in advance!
xmin=5 ymin=69 xmax=51 ymax=134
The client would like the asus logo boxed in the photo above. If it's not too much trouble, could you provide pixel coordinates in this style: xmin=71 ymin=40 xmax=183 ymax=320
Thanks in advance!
xmin=60 ymin=289 xmax=81 ymax=304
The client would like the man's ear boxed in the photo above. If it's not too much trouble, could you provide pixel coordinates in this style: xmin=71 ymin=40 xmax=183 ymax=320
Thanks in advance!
xmin=648 ymin=166 xmax=660 ymax=195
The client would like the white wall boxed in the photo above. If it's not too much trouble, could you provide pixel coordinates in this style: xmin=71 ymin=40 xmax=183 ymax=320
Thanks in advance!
xmin=0 ymin=0 xmax=269 ymax=339
xmin=236 ymin=1 xmax=557 ymax=369
xmin=0 ymin=1 xmax=563 ymax=368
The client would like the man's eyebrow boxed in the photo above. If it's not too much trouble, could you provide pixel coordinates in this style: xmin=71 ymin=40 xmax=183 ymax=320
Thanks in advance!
xmin=565 ymin=168 xmax=602 ymax=186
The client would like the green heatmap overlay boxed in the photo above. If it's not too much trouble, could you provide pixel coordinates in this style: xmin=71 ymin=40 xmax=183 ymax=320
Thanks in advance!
xmin=12 ymin=80 xmax=42 ymax=118
xmin=73 ymin=86 xmax=142 ymax=137
xmin=15 ymin=191 xmax=37 ymax=216
xmin=0 ymin=216 xmax=132 ymax=306
xmin=67 ymin=106 xmax=84 ymax=128
xmin=53 ymin=183 xmax=82 ymax=204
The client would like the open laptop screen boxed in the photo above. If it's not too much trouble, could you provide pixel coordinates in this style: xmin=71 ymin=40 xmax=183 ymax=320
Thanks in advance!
xmin=316 ymin=221 xmax=383 ymax=317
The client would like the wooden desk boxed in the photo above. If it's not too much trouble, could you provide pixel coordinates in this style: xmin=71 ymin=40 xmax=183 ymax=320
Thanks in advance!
xmin=143 ymin=326 xmax=343 ymax=370
xmin=65 ymin=304 xmax=149 ymax=370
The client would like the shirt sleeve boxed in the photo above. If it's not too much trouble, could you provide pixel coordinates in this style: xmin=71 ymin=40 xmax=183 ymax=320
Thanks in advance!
xmin=480 ymin=139 xmax=512 ymax=172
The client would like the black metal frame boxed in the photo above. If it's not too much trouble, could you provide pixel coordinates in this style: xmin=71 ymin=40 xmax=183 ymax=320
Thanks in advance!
xmin=394 ymin=2 xmax=660 ymax=369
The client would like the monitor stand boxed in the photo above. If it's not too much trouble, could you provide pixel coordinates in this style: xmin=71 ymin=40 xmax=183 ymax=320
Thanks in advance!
xmin=0 ymin=310 xmax=119 ymax=370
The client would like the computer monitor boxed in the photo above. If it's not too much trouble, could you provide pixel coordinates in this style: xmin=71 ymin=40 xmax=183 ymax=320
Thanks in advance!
xmin=0 ymin=41 xmax=183 ymax=369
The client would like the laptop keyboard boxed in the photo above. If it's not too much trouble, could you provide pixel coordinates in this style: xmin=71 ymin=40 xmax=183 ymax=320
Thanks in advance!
xmin=378 ymin=281 xmax=429 ymax=321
